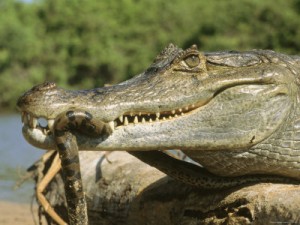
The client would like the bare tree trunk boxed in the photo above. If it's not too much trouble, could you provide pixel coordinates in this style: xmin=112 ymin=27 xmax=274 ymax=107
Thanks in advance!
xmin=31 ymin=151 xmax=300 ymax=225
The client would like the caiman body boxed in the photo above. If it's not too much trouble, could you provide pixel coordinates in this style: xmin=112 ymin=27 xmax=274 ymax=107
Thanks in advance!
xmin=17 ymin=44 xmax=300 ymax=224
xmin=18 ymin=44 xmax=300 ymax=179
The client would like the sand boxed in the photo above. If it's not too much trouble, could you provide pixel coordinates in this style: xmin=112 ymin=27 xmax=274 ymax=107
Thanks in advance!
xmin=0 ymin=201 xmax=45 ymax=225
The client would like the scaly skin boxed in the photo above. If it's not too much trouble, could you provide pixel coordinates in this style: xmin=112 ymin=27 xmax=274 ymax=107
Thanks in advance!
xmin=17 ymin=44 xmax=300 ymax=224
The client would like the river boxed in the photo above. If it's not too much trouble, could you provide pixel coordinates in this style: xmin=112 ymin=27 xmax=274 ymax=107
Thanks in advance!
xmin=0 ymin=114 xmax=43 ymax=203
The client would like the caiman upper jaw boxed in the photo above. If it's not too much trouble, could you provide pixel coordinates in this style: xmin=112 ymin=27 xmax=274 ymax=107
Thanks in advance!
xmin=20 ymin=99 xmax=205 ymax=136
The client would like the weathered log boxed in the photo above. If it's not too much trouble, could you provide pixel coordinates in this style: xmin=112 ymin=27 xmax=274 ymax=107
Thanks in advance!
xmin=32 ymin=151 xmax=300 ymax=225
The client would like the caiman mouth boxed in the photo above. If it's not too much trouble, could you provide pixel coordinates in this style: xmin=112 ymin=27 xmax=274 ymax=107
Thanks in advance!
xmin=21 ymin=111 xmax=54 ymax=135
xmin=115 ymin=102 xmax=200 ymax=127
xmin=20 ymin=101 xmax=204 ymax=136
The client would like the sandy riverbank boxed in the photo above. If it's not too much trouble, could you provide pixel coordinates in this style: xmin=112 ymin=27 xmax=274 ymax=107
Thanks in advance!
xmin=0 ymin=201 xmax=45 ymax=225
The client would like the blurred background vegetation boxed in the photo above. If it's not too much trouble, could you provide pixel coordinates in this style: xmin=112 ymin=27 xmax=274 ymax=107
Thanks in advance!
xmin=0 ymin=0 xmax=300 ymax=112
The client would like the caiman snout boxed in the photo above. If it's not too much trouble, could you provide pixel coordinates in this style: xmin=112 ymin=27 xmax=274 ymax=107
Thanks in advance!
xmin=17 ymin=81 xmax=65 ymax=139
xmin=17 ymin=81 xmax=58 ymax=109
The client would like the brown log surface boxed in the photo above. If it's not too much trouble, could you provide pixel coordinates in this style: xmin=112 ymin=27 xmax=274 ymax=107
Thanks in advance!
xmin=35 ymin=151 xmax=300 ymax=225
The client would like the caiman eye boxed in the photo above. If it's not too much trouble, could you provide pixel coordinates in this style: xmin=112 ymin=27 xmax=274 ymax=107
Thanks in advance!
xmin=184 ymin=54 xmax=200 ymax=68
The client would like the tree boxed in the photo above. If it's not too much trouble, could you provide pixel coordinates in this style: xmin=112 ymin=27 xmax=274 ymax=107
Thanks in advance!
xmin=0 ymin=0 xmax=300 ymax=111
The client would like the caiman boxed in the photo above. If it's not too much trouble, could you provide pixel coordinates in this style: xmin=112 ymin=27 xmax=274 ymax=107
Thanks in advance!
xmin=17 ymin=44 xmax=300 ymax=225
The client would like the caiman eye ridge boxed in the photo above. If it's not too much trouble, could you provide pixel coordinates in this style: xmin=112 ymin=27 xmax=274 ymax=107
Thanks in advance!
xmin=21 ymin=103 xmax=201 ymax=134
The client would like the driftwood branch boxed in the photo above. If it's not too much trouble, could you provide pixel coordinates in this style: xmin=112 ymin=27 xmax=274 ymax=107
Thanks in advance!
xmin=30 ymin=151 xmax=300 ymax=225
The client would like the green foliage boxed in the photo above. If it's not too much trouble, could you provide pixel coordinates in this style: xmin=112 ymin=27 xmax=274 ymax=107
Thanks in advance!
xmin=0 ymin=0 xmax=300 ymax=111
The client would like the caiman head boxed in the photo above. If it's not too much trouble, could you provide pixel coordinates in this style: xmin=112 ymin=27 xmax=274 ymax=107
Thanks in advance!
xmin=17 ymin=44 xmax=300 ymax=152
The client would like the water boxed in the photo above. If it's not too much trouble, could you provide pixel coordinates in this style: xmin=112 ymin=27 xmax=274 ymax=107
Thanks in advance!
xmin=0 ymin=114 xmax=43 ymax=203
xmin=0 ymin=115 xmax=197 ymax=204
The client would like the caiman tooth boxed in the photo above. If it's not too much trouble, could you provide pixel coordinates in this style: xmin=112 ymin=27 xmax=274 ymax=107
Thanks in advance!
xmin=171 ymin=110 xmax=176 ymax=114
xmin=156 ymin=112 xmax=160 ymax=118
xmin=21 ymin=112 xmax=26 ymax=123
xmin=48 ymin=119 xmax=55 ymax=131
xmin=185 ymin=106 xmax=189 ymax=111
xmin=32 ymin=117 xmax=38 ymax=128
xmin=108 ymin=121 xmax=115 ymax=131
xmin=149 ymin=118 xmax=153 ymax=123
xmin=133 ymin=116 xmax=138 ymax=124
xmin=42 ymin=128 xmax=48 ymax=135
xmin=23 ymin=113 xmax=28 ymax=124
xmin=29 ymin=115 xmax=34 ymax=128
xmin=142 ymin=117 xmax=146 ymax=123
xmin=178 ymin=108 xmax=182 ymax=112
xmin=119 ymin=116 xmax=123 ymax=123
xmin=27 ymin=114 xmax=32 ymax=127
xmin=162 ymin=117 xmax=166 ymax=121
xmin=124 ymin=117 xmax=129 ymax=126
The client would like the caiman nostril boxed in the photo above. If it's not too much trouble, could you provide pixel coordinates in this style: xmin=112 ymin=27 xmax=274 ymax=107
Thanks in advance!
xmin=17 ymin=81 xmax=58 ymax=108
xmin=31 ymin=81 xmax=57 ymax=92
